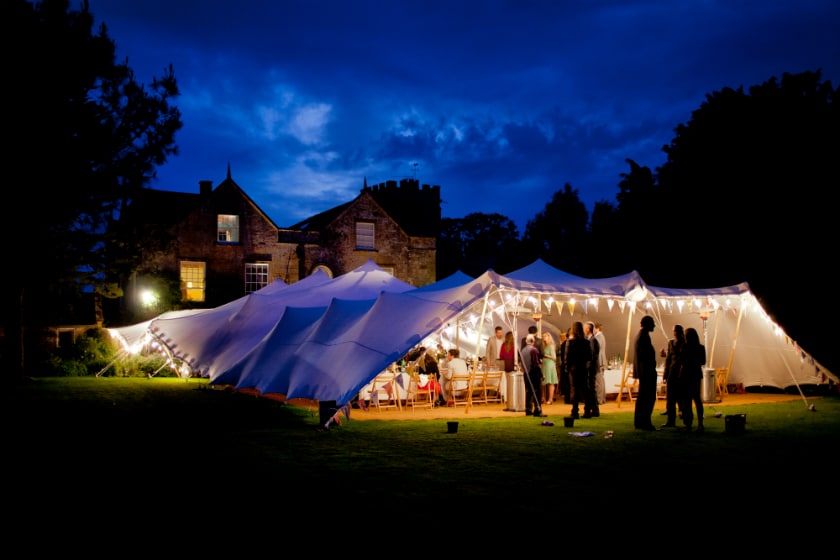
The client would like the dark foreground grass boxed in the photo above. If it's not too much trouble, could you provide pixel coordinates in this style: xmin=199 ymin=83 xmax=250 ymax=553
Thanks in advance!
xmin=5 ymin=377 xmax=839 ymax=525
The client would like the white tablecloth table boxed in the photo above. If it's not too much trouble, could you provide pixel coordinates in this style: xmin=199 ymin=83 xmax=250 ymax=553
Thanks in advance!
xmin=604 ymin=368 xmax=629 ymax=395
xmin=604 ymin=368 xmax=664 ymax=396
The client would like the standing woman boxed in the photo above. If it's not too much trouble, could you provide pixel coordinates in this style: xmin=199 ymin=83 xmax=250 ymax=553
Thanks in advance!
xmin=661 ymin=325 xmax=685 ymax=428
xmin=499 ymin=330 xmax=517 ymax=403
xmin=421 ymin=349 xmax=442 ymax=403
xmin=679 ymin=327 xmax=707 ymax=432
xmin=541 ymin=332 xmax=558 ymax=405
xmin=500 ymin=331 xmax=516 ymax=372
xmin=593 ymin=323 xmax=607 ymax=405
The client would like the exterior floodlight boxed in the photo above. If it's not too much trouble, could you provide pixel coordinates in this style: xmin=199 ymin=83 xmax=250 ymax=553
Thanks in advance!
xmin=140 ymin=289 xmax=159 ymax=308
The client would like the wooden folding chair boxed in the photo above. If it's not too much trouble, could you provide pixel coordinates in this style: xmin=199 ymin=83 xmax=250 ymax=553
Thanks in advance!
xmin=715 ymin=367 xmax=730 ymax=398
xmin=449 ymin=371 xmax=473 ymax=407
xmin=482 ymin=370 xmax=504 ymax=404
xmin=470 ymin=370 xmax=488 ymax=404
xmin=369 ymin=371 xmax=402 ymax=411
xmin=615 ymin=370 xmax=637 ymax=406
xmin=407 ymin=371 xmax=437 ymax=410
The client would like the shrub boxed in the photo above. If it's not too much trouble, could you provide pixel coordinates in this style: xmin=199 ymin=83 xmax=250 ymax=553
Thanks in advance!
xmin=31 ymin=327 xmax=118 ymax=377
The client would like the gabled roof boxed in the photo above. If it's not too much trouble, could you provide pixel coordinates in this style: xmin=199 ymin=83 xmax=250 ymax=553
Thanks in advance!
xmin=212 ymin=172 xmax=280 ymax=229
xmin=289 ymin=178 xmax=440 ymax=237
xmin=124 ymin=171 xmax=435 ymax=239
xmin=122 ymin=166 xmax=279 ymax=229
xmin=288 ymin=200 xmax=353 ymax=231
xmin=289 ymin=189 xmax=409 ymax=237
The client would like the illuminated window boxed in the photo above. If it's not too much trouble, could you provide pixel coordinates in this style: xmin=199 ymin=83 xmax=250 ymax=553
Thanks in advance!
xmin=180 ymin=261 xmax=206 ymax=302
xmin=356 ymin=221 xmax=375 ymax=250
xmin=245 ymin=262 xmax=269 ymax=293
xmin=217 ymin=214 xmax=240 ymax=243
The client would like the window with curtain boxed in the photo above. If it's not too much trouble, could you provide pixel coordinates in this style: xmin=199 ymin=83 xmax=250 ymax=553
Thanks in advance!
xmin=217 ymin=214 xmax=240 ymax=243
xmin=356 ymin=221 xmax=375 ymax=250
xmin=180 ymin=260 xmax=206 ymax=302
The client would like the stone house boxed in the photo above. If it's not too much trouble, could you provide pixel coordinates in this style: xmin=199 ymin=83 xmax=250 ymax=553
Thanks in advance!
xmin=120 ymin=167 xmax=440 ymax=316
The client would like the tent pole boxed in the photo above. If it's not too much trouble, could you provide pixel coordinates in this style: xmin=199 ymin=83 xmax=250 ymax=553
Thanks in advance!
xmin=779 ymin=348 xmax=811 ymax=408
xmin=95 ymin=348 xmax=128 ymax=377
xmin=467 ymin=289 xmax=491 ymax=414
xmin=709 ymin=310 xmax=721 ymax=369
xmin=725 ymin=294 xmax=747 ymax=377
xmin=510 ymin=290 xmax=520 ymax=370
xmin=455 ymin=314 xmax=460 ymax=349
xmin=616 ymin=303 xmax=636 ymax=408
xmin=148 ymin=360 xmax=170 ymax=378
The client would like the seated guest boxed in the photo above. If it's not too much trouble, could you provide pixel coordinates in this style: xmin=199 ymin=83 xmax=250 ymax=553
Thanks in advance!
xmin=418 ymin=348 xmax=440 ymax=377
xmin=440 ymin=348 xmax=468 ymax=405
xmin=415 ymin=347 xmax=442 ymax=402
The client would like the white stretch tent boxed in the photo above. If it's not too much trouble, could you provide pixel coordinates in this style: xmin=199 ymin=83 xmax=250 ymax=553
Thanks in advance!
xmin=114 ymin=259 xmax=835 ymax=406
xmin=147 ymin=260 xmax=412 ymax=383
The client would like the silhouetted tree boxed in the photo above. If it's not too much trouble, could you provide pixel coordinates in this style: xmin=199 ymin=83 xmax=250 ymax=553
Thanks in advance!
xmin=522 ymin=184 xmax=590 ymax=275
xmin=587 ymin=199 xmax=622 ymax=277
xmin=609 ymin=159 xmax=663 ymax=280
xmin=653 ymin=69 xmax=838 ymax=375
xmin=3 ymin=0 xmax=182 ymax=385
xmin=438 ymin=213 xmax=521 ymax=277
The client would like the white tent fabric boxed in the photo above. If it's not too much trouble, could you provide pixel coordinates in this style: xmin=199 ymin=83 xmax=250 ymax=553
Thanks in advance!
xmin=125 ymin=258 xmax=834 ymax=405
xmin=147 ymin=260 xmax=413 ymax=382
xmin=108 ymin=309 xmax=207 ymax=353
xmin=451 ymin=261 xmax=832 ymax=395
xmin=641 ymin=282 xmax=825 ymax=392
xmin=209 ymin=270 xmax=494 ymax=403
xmin=502 ymin=259 xmax=646 ymax=298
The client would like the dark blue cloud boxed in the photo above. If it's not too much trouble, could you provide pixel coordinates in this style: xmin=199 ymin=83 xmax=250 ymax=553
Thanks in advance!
xmin=90 ymin=0 xmax=839 ymax=231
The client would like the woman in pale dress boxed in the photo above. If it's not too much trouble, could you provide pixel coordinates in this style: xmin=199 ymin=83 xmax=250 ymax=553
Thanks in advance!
xmin=541 ymin=332 xmax=558 ymax=404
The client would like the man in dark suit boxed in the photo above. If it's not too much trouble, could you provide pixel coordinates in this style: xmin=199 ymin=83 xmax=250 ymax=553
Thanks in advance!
xmin=584 ymin=321 xmax=601 ymax=418
xmin=521 ymin=325 xmax=543 ymax=357
xmin=634 ymin=315 xmax=659 ymax=431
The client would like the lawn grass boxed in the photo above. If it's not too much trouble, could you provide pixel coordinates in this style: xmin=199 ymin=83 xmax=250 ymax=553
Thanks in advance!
xmin=5 ymin=376 xmax=839 ymax=525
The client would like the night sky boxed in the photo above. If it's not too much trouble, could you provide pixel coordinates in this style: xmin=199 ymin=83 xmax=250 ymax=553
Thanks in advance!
xmin=90 ymin=0 xmax=839 ymax=231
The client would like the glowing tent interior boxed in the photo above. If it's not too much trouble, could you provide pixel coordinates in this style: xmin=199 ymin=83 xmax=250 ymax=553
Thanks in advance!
xmin=110 ymin=259 xmax=835 ymax=407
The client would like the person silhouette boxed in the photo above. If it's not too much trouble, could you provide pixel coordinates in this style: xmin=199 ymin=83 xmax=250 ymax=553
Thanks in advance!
xmin=634 ymin=315 xmax=659 ymax=431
